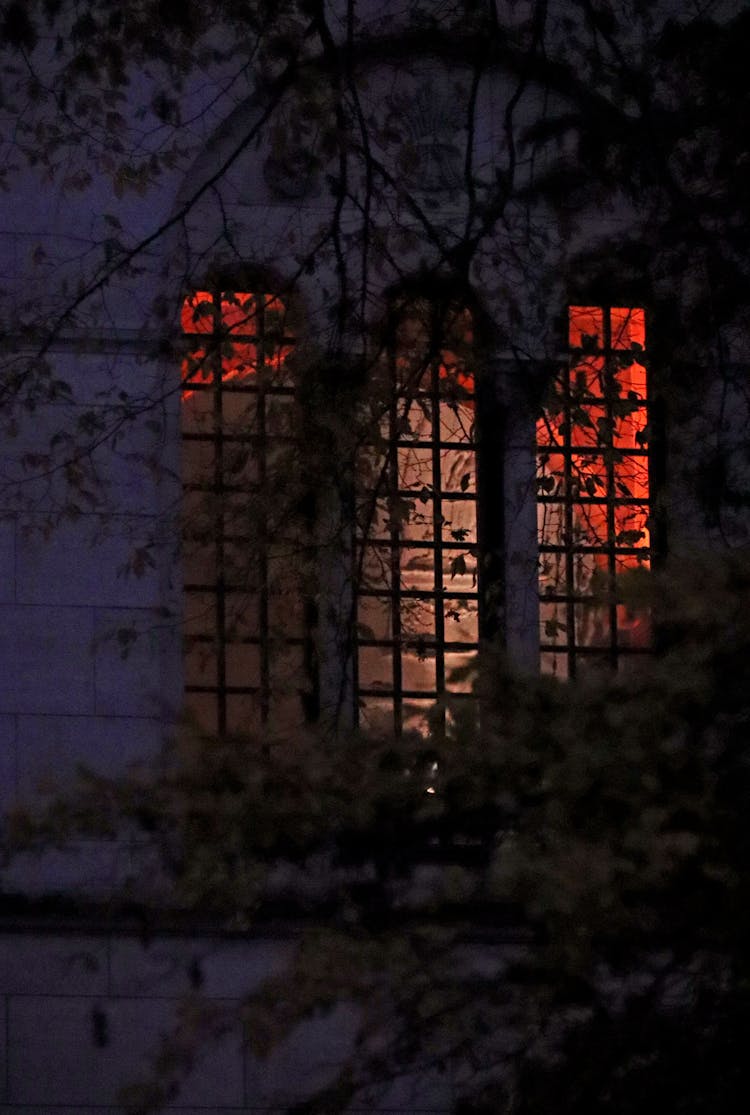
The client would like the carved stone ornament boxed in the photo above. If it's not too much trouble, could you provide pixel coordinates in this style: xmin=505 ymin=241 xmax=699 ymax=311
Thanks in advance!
xmin=395 ymin=79 xmax=466 ymax=194
xmin=263 ymin=149 xmax=321 ymax=200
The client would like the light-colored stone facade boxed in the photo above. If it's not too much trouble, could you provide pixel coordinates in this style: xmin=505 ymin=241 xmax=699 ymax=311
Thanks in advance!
xmin=0 ymin=1 xmax=747 ymax=1109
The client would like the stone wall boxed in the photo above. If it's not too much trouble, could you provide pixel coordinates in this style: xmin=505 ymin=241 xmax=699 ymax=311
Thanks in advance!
xmin=0 ymin=927 xmax=457 ymax=1113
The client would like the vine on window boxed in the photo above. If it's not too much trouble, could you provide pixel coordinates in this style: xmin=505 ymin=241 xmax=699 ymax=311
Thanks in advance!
xmin=356 ymin=303 xmax=479 ymax=735
xmin=180 ymin=289 xmax=310 ymax=737
xmin=537 ymin=305 xmax=651 ymax=677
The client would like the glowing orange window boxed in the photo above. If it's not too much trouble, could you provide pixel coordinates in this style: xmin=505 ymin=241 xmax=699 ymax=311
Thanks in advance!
xmin=537 ymin=305 xmax=650 ymax=677
xmin=356 ymin=303 xmax=478 ymax=736
xmin=181 ymin=290 xmax=292 ymax=397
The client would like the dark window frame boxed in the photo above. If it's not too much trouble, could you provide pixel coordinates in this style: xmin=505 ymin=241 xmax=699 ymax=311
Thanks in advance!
xmin=537 ymin=304 xmax=653 ymax=678
xmin=181 ymin=287 xmax=315 ymax=737
xmin=181 ymin=291 xmax=656 ymax=740
xmin=354 ymin=301 xmax=491 ymax=737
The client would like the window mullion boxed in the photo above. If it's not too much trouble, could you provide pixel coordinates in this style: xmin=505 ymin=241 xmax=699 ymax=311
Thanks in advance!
xmin=389 ymin=350 xmax=403 ymax=734
xmin=256 ymin=297 xmax=271 ymax=725
xmin=562 ymin=358 xmax=576 ymax=678
xmin=603 ymin=308 xmax=620 ymax=668
xmin=212 ymin=292 xmax=228 ymax=737
xmin=431 ymin=358 xmax=446 ymax=699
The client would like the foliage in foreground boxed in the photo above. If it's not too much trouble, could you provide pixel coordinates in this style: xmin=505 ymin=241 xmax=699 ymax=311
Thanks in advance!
xmin=7 ymin=550 xmax=750 ymax=1112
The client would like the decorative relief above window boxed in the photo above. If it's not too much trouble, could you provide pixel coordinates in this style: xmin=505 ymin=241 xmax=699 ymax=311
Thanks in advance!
xmin=263 ymin=150 xmax=320 ymax=200
xmin=387 ymin=79 xmax=466 ymax=194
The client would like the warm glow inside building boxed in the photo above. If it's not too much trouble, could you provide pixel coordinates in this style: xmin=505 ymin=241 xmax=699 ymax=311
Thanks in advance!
xmin=0 ymin=1 xmax=746 ymax=1109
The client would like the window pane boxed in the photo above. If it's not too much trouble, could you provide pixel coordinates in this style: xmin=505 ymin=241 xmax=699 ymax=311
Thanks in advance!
xmin=540 ymin=651 xmax=569 ymax=680
xmin=399 ymin=545 xmax=435 ymax=591
xmin=224 ymin=597 xmax=260 ymax=640
xmin=226 ymin=693 xmax=262 ymax=736
xmin=220 ymin=291 xmax=257 ymax=334
xmin=570 ymin=354 xmax=606 ymax=395
xmin=401 ymin=595 xmax=436 ymax=641
xmin=444 ymin=596 xmax=479 ymax=643
xmin=569 ymin=305 xmax=604 ymax=348
xmin=440 ymin=449 xmax=475 ymax=493
xmin=574 ymin=601 xmax=612 ymax=649
xmin=401 ymin=651 xmax=436 ymax=692
xmin=539 ymin=601 xmax=568 ymax=647
xmin=183 ymin=541 xmax=217 ymax=588
xmin=184 ymin=591 xmax=216 ymax=637
xmin=181 ymin=291 xmax=216 ymax=334
xmin=358 ymin=697 xmax=397 ymax=735
xmin=397 ymin=445 xmax=432 ymax=489
xmin=402 ymin=699 xmax=435 ymax=737
xmin=441 ymin=499 xmax=476 ymax=544
xmin=181 ymin=383 xmax=215 ymax=431
xmin=358 ymin=595 xmax=392 ymax=642
xmin=184 ymin=640 xmax=218 ymax=687
xmin=610 ymin=306 xmax=645 ymax=350
xmin=444 ymin=651 xmax=475 ymax=693
xmin=359 ymin=542 xmax=393 ymax=588
xmin=359 ymin=646 xmax=393 ymax=691
xmin=439 ymin=400 xmax=474 ymax=444
xmin=225 ymin=643 xmax=261 ymax=688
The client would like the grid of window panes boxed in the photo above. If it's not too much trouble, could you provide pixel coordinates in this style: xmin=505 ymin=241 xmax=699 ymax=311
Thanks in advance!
xmin=537 ymin=306 xmax=651 ymax=677
xmin=181 ymin=290 xmax=311 ymax=736
xmin=356 ymin=308 xmax=479 ymax=735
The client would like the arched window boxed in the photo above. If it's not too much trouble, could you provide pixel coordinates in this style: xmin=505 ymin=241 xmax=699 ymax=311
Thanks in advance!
xmin=180 ymin=290 xmax=648 ymax=738
xmin=355 ymin=302 xmax=480 ymax=735
xmin=180 ymin=288 xmax=313 ymax=736
xmin=537 ymin=305 xmax=651 ymax=676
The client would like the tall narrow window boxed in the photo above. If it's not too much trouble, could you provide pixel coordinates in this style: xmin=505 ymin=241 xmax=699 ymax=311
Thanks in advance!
xmin=537 ymin=305 xmax=651 ymax=677
xmin=356 ymin=304 xmax=479 ymax=735
xmin=181 ymin=289 xmax=311 ymax=736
